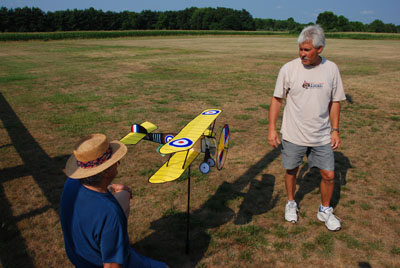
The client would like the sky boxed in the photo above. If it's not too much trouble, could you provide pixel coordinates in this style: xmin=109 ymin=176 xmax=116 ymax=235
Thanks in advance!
xmin=2 ymin=0 xmax=400 ymax=25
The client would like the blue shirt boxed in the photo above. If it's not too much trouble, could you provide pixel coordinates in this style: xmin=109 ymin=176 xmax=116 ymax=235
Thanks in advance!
xmin=60 ymin=178 xmax=166 ymax=268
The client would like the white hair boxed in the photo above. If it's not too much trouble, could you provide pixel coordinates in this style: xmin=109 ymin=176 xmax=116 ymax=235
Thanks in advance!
xmin=298 ymin=24 xmax=325 ymax=49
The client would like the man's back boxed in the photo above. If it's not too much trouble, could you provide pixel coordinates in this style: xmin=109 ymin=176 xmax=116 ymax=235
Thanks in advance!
xmin=60 ymin=178 xmax=129 ymax=267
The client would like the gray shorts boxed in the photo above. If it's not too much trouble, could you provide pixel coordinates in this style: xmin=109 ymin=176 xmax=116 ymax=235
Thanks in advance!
xmin=280 ymin=140 xmax=334 ymax=171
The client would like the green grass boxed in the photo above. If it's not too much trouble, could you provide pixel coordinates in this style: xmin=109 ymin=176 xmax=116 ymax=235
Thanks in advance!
xmin=259 ymin=104 xmax=270 ymax=110
xmin=273 ymin=241 xmax=292 ymax=250
xmin=2 ymin=30 xmax=399 ymax=42
xmin=271 ymin=224 xmax=289 ymax=238
xmin=0 ymin=73 xmax=39 ymax=84
xmin=336 ymin=233 xmax=362 ymax=249
xmin=42 ymin=92 xmax=102 ymax=104
xmin=48 ymin=111 xmax=120 ymax=135
xmin=391 ymin=247 xmax=400 ymax=255
xmin=389 ymin=116 xmax=400 ymax=121
xmin=0 ymin=30 xmax=292 ymax=41
xmin=315 ymin=232 xmax=334 ymax=253
xmin=234 ymin=114 xmax=253 ymax=120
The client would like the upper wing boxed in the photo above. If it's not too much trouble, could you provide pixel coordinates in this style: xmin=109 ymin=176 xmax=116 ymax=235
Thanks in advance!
xmin=149 ymin=149 xmax=200 ymax=183
xmin=159 ymin=109 xmax=221 ymax=154
xmin=120 ymin=121 xmax=157 ymax=145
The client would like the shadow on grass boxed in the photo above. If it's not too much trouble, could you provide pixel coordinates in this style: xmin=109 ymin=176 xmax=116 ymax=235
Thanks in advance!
xmin=0 ymin=93 xmax=68 ymax=268
xmin=359 ymin=262 xmax=372 ymax=268
xmin=294 ymin=151 xmax=352 ymax=208
xmin=133 ymin=148 xmax=280 ymax=268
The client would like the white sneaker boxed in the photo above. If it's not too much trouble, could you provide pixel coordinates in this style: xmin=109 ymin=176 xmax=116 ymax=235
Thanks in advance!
xmin=317 ymin=207 xmax=341 ymax=231
xmin=285 ymin=202 xmax=298 ymax=223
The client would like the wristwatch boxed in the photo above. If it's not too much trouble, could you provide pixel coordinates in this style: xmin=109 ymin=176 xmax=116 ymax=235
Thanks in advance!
xmin=108 ymin=184 xmax=113 ymax=193
xmin=331 ymin=128 xmax=340 ymax=133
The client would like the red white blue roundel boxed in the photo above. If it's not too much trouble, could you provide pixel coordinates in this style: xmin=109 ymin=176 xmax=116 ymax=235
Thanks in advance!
xmin=169 ymin=138 xmax=193 ymax=148
xmin=202 ymin=110 xmax=220 ymax=115
xmin=165 ymin=135 xmax=174 ymax=143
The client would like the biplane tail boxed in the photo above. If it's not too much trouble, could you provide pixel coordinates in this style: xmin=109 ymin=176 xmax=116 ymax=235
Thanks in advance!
xmin=120 ymin=121 xmax=157 ymax=145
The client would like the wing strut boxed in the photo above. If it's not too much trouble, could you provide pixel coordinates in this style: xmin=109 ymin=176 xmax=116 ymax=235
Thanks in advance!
xmin=186 ymin=164 xmax=191 ymax=254
xmin=210 ymin=120 xmax=216 ymax=136
xmin=182 ymin=150 xmax=190 ymax=169
xmin=166 ymin=154 xmax=173 ymax=167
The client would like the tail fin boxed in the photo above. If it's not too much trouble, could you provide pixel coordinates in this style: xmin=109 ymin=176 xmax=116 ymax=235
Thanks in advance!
xmin=131 ymin=124 xmax=148 ymax=134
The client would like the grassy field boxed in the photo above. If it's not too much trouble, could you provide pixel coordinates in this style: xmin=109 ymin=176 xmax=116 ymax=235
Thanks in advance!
xmin=0 ymin=35 xmax=399 ymax=268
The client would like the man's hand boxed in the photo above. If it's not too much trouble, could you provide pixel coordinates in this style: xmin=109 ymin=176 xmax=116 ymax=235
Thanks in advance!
xmin=111 ymin=184 xmax=132 ymax=199
xmin=268 ymin=129 xmax=281 ymax=148
xmin=331 ymin=131 xmax=341 ymax=150
xmin=104 ymin=263 xmax=122 ymax=268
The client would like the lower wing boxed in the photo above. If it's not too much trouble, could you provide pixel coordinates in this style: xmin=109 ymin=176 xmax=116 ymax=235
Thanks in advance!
xmin=149 ymin=149 xmax=200 ymax=183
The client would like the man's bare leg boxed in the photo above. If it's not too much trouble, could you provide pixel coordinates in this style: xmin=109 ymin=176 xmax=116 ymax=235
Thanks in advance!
xmin=285 ymin=167 xmax=299 ymax=201
xmin=320 ymin=169 xmax=334 ymax=207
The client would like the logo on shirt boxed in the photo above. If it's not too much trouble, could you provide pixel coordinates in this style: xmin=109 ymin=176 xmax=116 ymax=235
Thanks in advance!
xmin=302 ymin=80 xmax=324 ymax=89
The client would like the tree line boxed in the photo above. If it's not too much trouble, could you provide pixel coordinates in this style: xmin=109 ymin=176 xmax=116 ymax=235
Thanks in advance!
xmin=1 ymin=6 xmax=399 ymax=33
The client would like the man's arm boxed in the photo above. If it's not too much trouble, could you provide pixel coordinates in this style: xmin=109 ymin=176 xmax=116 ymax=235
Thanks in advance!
xmin=110 ymin=183 xmax=132 ymax=199
xmin=329 ymin=101 xmax=341 ymax=150
xmin=104 ymin=263 xmax=122 ymax=268
xmin=268 ymin=97 xmax=283 ymax=148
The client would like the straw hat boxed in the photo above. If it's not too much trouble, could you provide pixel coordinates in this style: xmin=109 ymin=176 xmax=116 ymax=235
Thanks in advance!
xmin=65 ymin=134 xmax=127 ymax=179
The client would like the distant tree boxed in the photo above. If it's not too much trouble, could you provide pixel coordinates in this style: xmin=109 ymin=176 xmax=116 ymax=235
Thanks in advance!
xmin=348 ymin=21 xmax=366 ymax=32
xmin=1 ymin=6 xmax=398 ymax=33
xmin=156 ymin=11 xmax=178 ymax=29
xmin=238 ymin=9 xmax=255 ymax=30
xmin=384 ymin=23 xmax=397 ymax=33
xmin=176 ymin=7 xmax=197 ymax=29
xmin=120 ymin=11 xmax=139 ymax=30
xmin=316 ymin=11 xmax=338 ymax=31
xmin=220 ymin=14 xmax=241 ymax=30
xmin=336 ymin=15 xmax=350 ymax=31
xmin=136 ymin=10 xmax=159 ymax=29
xmin=0 ymin=7 xmax=9 ymax=31
xmin=189 ymin=8 xmax=206 ymax=29
xmin=287 ymin=17 xmax=296 ymax=30
xmin=369 ymin=19 xmax=386 ymax=32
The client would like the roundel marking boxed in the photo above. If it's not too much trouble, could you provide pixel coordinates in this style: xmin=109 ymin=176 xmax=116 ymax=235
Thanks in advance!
xmin=169 ymin=138 xmax=193 ymax=148
xmin=201 ymin=110 xmax=220 ymax=115
xmin=165 ymin=135 xmax=174 ymax=143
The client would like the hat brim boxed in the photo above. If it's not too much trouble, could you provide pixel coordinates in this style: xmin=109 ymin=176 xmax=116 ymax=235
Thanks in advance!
xmin=64 ymin=140 xmax=127 ymax=179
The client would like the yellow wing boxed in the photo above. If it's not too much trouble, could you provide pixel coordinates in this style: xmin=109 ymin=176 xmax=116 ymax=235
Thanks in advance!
xmin=159 ymin=109 xmax=221 ymax=154
xmin=120 ymin=132 xmax=145 ymax=145
xmin=149 ymin=149 xmax=200 ymax=183
xmin=120 ymin=121 xmax=157 ymax=145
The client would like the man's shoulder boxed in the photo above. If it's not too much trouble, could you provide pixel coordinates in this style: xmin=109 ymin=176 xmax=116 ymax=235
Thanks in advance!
xmin=283 ymin=58 xmax=301 ymax=68
xmin=321 ymin=58 xmax=339 ymax=69
xmin=279 ymin=58 xmax=302 ymax=74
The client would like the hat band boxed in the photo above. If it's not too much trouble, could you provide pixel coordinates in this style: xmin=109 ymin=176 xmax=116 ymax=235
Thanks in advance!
xmin=76 ymin=146 xmax=112 ymax=169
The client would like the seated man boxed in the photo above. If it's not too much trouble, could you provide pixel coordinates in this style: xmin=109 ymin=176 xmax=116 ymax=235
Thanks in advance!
xmin=60 ymin=133 xmax=168 ymax=268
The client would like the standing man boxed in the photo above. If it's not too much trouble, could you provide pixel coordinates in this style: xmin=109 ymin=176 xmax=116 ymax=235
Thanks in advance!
xmin=268 ymin=25 xmax=346 ymax=231
xmin=60 ymin=134 xmax=168 ymax=267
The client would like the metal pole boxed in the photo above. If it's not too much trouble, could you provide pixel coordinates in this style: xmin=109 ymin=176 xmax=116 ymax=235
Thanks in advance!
xmin=185 ymin=165 xmax=191 ymax=254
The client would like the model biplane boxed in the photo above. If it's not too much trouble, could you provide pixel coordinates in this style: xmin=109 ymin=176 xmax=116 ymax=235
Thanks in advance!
xmin=120 ymin=109 xmax=229 ymax=253
xmin=120 ymin=109 xmax=229 ymax=183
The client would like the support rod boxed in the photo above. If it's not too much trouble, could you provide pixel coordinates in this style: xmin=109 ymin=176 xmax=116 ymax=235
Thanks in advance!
xmin=185 ymin=165 xmax=191 ymax=254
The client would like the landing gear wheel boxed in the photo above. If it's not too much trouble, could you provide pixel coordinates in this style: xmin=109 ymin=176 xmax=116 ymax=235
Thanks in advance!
xmin=207 ymin=158 xmax=215 ymax=167
xmin=199 ymin=162 xmax=210 ymax=174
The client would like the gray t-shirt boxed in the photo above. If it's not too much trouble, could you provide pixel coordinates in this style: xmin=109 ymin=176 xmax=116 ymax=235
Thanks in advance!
xmin=273 ymin=57 xmax=346 ymax=146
